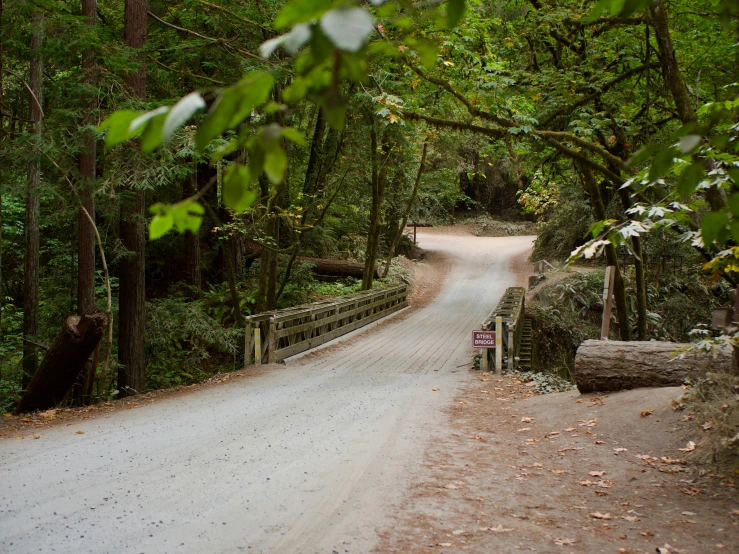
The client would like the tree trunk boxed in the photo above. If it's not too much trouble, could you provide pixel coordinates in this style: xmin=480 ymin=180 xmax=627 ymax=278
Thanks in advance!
xmin=118 ymin=0 xmax=148 ymax=398
xmin=383 ymin=141 xmax=427 ymax=278
xmin=16 ymin=313 xmax=108 ymax=413
xmin=363 ymin=124 xmax=391 ymax=290
xmin=0 ymin=0 xmax=4 ymax=380
xmin=574 ymin=339 xmax=733 ymax=393
xmin=23 ymin=11 xmax=43 ymax=387
xmin=648 ymin=0 xmax=696 ymax=125
xmin=183 ymin=172 xmax=201 ymax=293
xmin=648 ymin=0 xmax=726 ymax=212
xmin=74 ymin=0 xmax=98 ymax=406
xmin=579 ymin=164 xmax=631 ymax=340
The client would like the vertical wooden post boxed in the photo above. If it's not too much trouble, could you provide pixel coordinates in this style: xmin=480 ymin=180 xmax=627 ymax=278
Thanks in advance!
xmin=413 ymin=222 xmax=417 ymax=245
xmin=495 ymin=316 xmax=503 ymax=374
xmin=268 ymin=315 xmax=276 ymax=364
xmin=507 ymin=325 xmax=515 ymax=371
xmin=480 ymin=348 xmax=489 ymax=372
xmin=244 ymin=316 xmax=252 ymax=369
xmin=254 ymin=324 xmax=262 ymax=365
xmin=254 ymin=327 xmax=262 ymax=367
xmin=601 ymin=266 xmax=615 ymax=340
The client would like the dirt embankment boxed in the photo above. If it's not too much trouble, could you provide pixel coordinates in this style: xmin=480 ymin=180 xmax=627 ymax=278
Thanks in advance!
xmin=377 ymin=374 xmax=739 ymax=553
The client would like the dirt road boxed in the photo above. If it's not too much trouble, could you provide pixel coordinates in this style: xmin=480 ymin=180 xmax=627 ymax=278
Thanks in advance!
xmin=0 ymin=231 xmax=534 ymax=554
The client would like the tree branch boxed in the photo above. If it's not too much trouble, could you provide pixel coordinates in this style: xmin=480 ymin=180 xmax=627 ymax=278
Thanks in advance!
xmin=539 ymin=62 xmax=661 ymax=127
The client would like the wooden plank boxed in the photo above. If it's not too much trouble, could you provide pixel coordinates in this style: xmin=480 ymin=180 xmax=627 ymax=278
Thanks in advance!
xmin=275 ymin=301 xmax=408 ymax=360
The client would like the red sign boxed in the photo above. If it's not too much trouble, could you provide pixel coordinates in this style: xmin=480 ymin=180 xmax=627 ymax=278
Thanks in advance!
xmin=472 ymin=330 xmax=495 ymax=348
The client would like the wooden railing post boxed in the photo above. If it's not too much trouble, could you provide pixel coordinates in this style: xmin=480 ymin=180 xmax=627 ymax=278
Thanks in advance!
xmin=244 ymin=316 xmax=253 ymax=369
xmin=268 ymin=315 xmax=276 ymax=364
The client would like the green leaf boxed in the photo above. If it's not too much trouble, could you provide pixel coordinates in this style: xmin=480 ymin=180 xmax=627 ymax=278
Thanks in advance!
xmin=148 ymin=203 xmax=174 ymax=240
xmin=676 ymin=162 xmax=705 ymax=198
xmin=141 ymin=112 xmax=168 ymax=154
xmin=728 ymin=193 xmax=739 ymax=217
xmin=275 ymin=0 xmax=333 ymax=30
xmin=701 ymin=209 xmax=730 ymax=246
xmin=281 ymin=127 xmax=307 ymax=146
xmin=415 ymin=41 xmax=438 ymax=70
xmin=626 ymin=142 xmax=660 ymax=168
xmin=195 ymin=72 xmax=275 ymax=152
xmin=320 ymin=7 xmax=374 ymax=53
xmin=678 ymin=134 xmax=702 ymax=154
xmin=323 ymin=101 xmax=346 ymax=132
xmin=647 ymin=146 xmax=677 ymax=182
xmin=264 ymin=145 xmax=288 ymax=183
xmin=584 ymin=0 xmax=610 ymax=23
xmin=98 ymin=110 xmax=141 ymax=150
xmin=223 ymin=165 xmax=258 ymax=212
xmin=129 ymin=106 xmax=169 ymax=136
xmin=171 ymin=200 xmax=205 ymax=234
xmin=447 ymin=0 xmax=465 ymax=27
xmin=163 ymin=92 xmax=205 ymax=142
xmin=730 ymin=220 xmax=739 ymax=244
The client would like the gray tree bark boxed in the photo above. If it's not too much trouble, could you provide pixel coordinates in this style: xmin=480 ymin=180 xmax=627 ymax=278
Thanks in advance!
xmin=575 ymin=339 xmax=733 ymax=393
xmin=23 ymin=10 xmax=43 ymax=387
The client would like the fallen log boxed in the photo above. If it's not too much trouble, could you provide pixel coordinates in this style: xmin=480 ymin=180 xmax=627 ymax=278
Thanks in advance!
xmin=574 ymin=339 xmax=733 ymax=394
xmin=298 ymin=257 xmax=379 ymax=279
xmin=244 ymin=243 xmax=378 ymax=278
xmin=16 ymin=312 xmax=108 ymax=414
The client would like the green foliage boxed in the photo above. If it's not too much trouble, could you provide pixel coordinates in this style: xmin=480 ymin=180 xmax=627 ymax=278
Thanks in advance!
xmin=145 ymin=298 xmax=243 ymax=389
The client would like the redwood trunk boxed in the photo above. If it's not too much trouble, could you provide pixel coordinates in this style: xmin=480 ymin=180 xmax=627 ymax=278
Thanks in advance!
xmin=118 ymin=0 xmax=148 ymax=397
xmin=74 ymin=0 xmax=98 ymax=405
xmin=16 ymin=313 xmax=108 ymax=413
xmin=23 ymin=11 xmax=43 ymax=386
xmin=183 ymin=173 xmax=201 ymax=292
xmin=575 ymin=339 xmax=733 ymax=394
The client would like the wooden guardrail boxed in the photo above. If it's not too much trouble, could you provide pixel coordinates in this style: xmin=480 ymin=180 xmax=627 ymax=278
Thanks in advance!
xmin=244 ymin=284 xmax=409 ymax=366
xmin=481 ymin=287 xmax=526 ymax=372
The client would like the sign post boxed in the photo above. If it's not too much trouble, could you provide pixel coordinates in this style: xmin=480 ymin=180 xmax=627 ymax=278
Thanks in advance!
xmin=473 ymin=330 xmax=496 ymax=372
xmin=495 ymin=316 xmax=503 ymax=374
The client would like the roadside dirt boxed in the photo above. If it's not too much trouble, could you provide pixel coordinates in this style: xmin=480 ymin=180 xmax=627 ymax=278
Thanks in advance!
xmin=376 ymin=377 xmax=739 ymax=553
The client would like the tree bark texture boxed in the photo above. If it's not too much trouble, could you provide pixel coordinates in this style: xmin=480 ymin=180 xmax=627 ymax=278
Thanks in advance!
xmin=579 ymin=164 xmax=632 ymax=341
xmin=363 ymin=124 xmax=391 ymax=290
xmin=118 ymin=0 xmax=148 ymax=397
xmin=74 ymin=0 xmax=98 ymax=405
xmin=648 ymin=0 xmax=725 ymax=211
xmin=23 ymin=11 xmax=43 ymax=386
xmin=575 ymin=339 xmax=733 ymax=394
xmin=648 ymin=0 xmax=696 ymax=125
xmin=16 ymin=313 xmax=108 ymax=413
xmin=183 ymin=172 xmax=201 ymax=292
xmin=383 ymin=142 xmax=427 ymax=278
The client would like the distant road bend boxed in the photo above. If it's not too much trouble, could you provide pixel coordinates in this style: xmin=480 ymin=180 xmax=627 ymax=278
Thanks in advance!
xmin=0 ymin=231 xmax=534 ymax=554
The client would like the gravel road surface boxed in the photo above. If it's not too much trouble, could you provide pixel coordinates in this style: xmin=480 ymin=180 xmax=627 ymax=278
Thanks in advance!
xmin=0 ymin=232 xmax=534 ymax=554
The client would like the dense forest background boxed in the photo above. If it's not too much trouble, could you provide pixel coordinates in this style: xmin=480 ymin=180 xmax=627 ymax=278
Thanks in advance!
xmin=2 ymin=0 xmax=738 ymax=412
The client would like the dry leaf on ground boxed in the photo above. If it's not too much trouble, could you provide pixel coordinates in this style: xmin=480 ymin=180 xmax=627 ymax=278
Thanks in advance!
xmin=589 ymin=512 xmax=612 ymax=520
xmin=640 ymin=409 xmax=654 ymax=418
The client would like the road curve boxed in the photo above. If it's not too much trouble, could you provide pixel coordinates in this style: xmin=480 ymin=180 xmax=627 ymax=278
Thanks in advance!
xmin=0 ymin=232 xmax=533 ymax=554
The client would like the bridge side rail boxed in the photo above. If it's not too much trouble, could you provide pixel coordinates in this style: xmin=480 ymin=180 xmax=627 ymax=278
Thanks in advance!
xmin=480 ymin=287 xmax=526 ymax=371
xmin=244 ymin=285 xmax=408 ymax=366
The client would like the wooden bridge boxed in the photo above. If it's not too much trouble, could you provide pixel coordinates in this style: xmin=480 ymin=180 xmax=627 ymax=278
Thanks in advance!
xmin=480 ymin=286 xmax=531 ymax=372
xmin=244 ymin=285 xmax=408 ymax=366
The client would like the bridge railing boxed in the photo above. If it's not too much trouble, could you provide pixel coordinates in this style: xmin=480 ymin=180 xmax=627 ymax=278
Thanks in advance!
xmin=481 ymin=287 xmax=526 ymax=372
xmin=244 ymin=284 xmax=409 ymax=366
